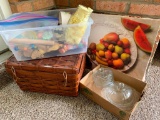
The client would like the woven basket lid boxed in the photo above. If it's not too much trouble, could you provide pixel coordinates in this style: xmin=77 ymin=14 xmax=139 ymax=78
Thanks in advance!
xmin=5 ymin=54 xmax=85 ymax=74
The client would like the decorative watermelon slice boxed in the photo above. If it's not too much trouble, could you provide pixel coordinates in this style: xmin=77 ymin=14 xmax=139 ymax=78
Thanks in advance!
xmin=134 ymin=26 xmax=152 ymax=53
xmin=121 ymin=18 xmax=151 ymax=31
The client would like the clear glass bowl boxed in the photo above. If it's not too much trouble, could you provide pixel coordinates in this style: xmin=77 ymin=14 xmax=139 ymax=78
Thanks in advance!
xmin=92 ymin=67 xmax=114 ymax=88
xmin=101 ymin=81 xmax=140 ymax=111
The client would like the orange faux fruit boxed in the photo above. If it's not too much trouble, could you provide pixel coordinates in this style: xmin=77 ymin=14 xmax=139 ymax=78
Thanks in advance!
xmin=108 ymin=44 xmax=115 ymax=52
xmin=121 ymin=38 xmax=130 ymax=48
xmin=113 ymin=59 xmax=124 ymax=69
xmin=112 ymin=52 xmax=119 ymax=59
xmin=99 ymin=50 xmax=105 ymax=57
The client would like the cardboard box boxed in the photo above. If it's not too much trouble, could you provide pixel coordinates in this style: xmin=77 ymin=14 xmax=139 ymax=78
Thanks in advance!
xmin=80 ymin=65 xmax=146 ymax=120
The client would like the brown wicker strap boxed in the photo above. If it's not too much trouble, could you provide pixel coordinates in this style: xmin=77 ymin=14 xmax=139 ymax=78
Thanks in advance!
xmin=63 ymin=71 xmax=67 ymax=86
xmin=11 ymin=66 xmax=18 ymax=82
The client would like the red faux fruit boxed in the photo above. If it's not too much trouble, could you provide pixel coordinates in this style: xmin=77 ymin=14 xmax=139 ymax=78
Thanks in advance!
xmin=124 ymin=48 xmax=131 ymax=55
xmin=99 ymin=39 xmax=104 ymax=44
xmin=103 ymin=42 xmax=109 ymax=48
xmin=105 ymin=50 xmax=112 ymax=59
xmin=107 ymin=60 xmax=113 ymax=67
xmin=92 ymin=49 xmax=97 ymax=54
xmin=117 ymin=40 xmax=123 ymax=47
xmin=103 ymin=32 xmax=119 ymax=45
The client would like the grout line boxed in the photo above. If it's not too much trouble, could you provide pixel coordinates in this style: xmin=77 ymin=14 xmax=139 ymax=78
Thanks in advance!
xmin=0 ymin=48 xmax=9 ymax=55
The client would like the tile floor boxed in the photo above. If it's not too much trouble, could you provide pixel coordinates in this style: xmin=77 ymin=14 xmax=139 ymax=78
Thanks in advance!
xmin=0 ymin=50 xmax=13 ymax=64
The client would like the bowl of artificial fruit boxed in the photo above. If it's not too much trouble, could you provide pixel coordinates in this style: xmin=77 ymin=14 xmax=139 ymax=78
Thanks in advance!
xmin=87 ymin=31 xmax=137 ymax=71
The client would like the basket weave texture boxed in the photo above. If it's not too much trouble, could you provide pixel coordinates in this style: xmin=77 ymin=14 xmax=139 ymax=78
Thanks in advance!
xmin=5 ymin=53 xmax=86 ymax=96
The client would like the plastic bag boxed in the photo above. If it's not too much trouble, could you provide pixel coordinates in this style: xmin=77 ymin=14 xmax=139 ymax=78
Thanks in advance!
xmin=0 ymin=17 xmax=58 ymax=30
xmin=4 ymin=12 xmax=56 ymax=22
xmin=0 ymin=12 xmax=58 ymax=31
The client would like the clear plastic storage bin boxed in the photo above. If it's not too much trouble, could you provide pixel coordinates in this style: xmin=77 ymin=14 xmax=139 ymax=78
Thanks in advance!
xmin=0 ymin=8 xmax=93 ymax=61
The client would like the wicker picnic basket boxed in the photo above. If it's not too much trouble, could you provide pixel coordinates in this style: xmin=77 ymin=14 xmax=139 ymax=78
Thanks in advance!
xmin=5 ymin=53 xmax=86 ymax=96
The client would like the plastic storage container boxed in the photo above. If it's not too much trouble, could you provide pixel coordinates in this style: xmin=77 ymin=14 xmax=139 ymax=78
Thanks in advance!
xmin=0 ymin=8 xmax=93 ymax=61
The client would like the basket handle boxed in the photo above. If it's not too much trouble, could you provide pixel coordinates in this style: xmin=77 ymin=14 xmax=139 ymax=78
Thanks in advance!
xmin=11 ymin=66 xmax=18 ymax=82
xmin=63 ymin=71 xmax=68 ymax=86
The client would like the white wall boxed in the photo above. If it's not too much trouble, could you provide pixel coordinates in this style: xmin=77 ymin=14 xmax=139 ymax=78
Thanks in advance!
xmin=0 ymin=0 xmax=12 ymax=52
xmin=0 ymin=0 xmax=12 ymax=18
